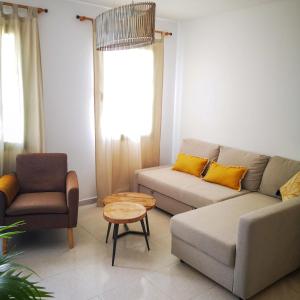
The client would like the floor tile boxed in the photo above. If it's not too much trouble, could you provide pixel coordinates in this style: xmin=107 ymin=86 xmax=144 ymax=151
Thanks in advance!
xmin=191 ymin=284 xmax=238 ymax=300
xmin=41 ymin=258 xmax=144 ymax=300
xmin=88 ymin=296 xmax=101 ymax=300
xmin=145 ymin=260 xmax=215 ymax=300
xmin=251 ymin=269 xmax=300 ymax=300
xmin=14 ymin=226 xmax=109 ymax=279
xmin=100 ymin=277 xmax=170 ymax=300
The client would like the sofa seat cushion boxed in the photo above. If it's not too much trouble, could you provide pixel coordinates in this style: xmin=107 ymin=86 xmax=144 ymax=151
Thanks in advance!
xmin=171 ymin=193 xmax=279 ymax=267
xmin=137 ymin=166 xmax=249 ymax=208
xmin=6 ymin=192 xmax=67 ymax=216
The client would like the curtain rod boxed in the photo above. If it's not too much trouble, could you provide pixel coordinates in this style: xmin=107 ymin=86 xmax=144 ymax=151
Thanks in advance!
xmin=2 ymin=2 xmax=48 ymax=14
xmin=76 ymin=15 xmax=172 ymax=37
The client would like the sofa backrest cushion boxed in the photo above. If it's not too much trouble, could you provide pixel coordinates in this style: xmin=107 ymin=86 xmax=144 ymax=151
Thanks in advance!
xmin=180 ymin=139 xmax=220 ymax=161
xmin=16 ymin=153 xmax=67 ymax=193
xmin=217 ymin=146 xmax=270 ymax=191
xmin=259 ymin=156 xmax=300 ymax=197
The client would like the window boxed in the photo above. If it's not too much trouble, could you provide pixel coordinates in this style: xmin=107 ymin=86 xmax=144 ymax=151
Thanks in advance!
xmin=1 ymin=32 xmax=24 ymax=144
xmin=101 ymin=47 xmax=154 ymax=140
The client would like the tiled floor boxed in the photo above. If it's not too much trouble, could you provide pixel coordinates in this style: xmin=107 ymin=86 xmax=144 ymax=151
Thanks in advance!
xmin=6 ymin=204 xmax=300 ymax=300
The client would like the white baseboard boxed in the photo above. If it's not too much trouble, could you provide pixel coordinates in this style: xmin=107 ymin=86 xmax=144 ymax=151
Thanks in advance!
xmin=79 ymin=196 xmax=97 ymax=206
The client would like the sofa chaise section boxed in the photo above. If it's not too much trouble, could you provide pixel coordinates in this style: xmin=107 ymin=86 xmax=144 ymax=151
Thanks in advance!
xmin=171 ymin=193 xmax=279 ymax=290
xmin=234 ymin=196 xmax=300 ymax=299
xmin=171 ymin=155 xmax=300 ymax=299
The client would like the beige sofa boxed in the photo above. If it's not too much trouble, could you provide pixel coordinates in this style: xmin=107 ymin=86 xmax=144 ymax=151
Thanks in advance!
xmin=134 ymin=139 xmax=300 ymax=299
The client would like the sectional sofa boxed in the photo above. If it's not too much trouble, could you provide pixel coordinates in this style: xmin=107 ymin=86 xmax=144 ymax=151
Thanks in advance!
xmin=134 ymin=139 xmax=300 ymax=299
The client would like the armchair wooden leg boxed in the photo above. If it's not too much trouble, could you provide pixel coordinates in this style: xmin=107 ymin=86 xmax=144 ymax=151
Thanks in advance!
xmin=67 ymin=228 xmax=74 ymax=249
xmin=2 ymin=238 xmax=7 ymax=255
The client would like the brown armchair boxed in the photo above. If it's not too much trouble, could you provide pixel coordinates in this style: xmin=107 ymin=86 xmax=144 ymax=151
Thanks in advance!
xmin=0 ymin=153 xmax=79 ymax=254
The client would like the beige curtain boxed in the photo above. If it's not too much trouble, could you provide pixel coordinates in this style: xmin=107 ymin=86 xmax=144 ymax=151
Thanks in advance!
xmin=0 ymin=4 xmax=44 ymax=174
xmin=141 ymin=40 xmax=164 ymax=168
xmin=93 ymin=24 xmax=164 ymax=205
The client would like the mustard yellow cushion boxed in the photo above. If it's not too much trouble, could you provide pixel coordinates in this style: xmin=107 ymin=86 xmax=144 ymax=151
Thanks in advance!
xmin=203 ymin=161 xmax=248 ymax=191
xmin=172 ymin=153 xmax=208 ymax=177
xmin=0 ymin=174 xmax=19 ymax=206
xmin=280 ymin=171 xmax=300 ymax=201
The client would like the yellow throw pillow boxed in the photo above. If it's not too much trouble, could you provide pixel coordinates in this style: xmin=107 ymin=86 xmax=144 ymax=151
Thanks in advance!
xmin=280 ymin=171 xmax=300 ymax=201
xmin=0 ymin=174 xmax=19 ymax=206
xmin=203 ymin=161 xmax=248 ymax=191
xmin=172 ymin=153 xmax=209 ymax=177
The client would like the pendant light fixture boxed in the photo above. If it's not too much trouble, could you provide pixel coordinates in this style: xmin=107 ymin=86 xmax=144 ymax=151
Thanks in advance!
xmin=95 ymin=2 xmax=156 ymax=51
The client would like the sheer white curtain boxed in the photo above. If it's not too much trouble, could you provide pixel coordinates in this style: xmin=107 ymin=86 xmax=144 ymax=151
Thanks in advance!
xmin=0 ymin=4 xmax=44 ymax=174
xmin=94 ymin=25 xmax=164 ymax=205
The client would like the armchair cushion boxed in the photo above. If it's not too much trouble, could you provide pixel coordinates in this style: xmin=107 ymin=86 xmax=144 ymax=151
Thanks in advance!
xmin=16 ymin=153 xmax=67 ymax=193
xmin=6 ymin=192 xmax=67 ymax=216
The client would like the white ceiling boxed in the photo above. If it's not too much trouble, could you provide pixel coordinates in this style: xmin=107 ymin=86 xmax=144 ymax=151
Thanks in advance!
xmin=76 ymin=0 xmax=280 ymax=20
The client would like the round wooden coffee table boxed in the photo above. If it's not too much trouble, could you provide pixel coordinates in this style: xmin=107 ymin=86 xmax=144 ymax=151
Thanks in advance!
xmin=103 ymin=202 xmax=149 ymax=266
xmin=103 ymin=192 xmax=156 ymax=210
xmin=103 ymin=192 xmax=156 ymax=240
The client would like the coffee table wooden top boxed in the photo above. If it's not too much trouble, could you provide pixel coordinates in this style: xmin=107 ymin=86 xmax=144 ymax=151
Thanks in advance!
xmin=103 ymin=192 xmax=156 ymax=210
xmin=103 ymin=202 xmax=146 ymax=224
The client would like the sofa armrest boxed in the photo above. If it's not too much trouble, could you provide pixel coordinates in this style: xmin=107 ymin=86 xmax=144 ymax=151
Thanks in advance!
xmin=233 ymin=197 xmax=300 ymax=299
xmin=66 ymin=171 xmax=79 ymax=227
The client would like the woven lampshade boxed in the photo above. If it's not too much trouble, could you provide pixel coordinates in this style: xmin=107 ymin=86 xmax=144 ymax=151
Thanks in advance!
xmin=95 ymin=2 xmax=156 ymax=51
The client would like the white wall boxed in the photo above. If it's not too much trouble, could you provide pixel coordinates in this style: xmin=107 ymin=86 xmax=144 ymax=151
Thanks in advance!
xmin=175 ymin=0 xmax=300 ymax=161
xmin=9 ymin=0 xmax=178 ymax=200
xmin=156 ymin=18 xmax=178 ymax=165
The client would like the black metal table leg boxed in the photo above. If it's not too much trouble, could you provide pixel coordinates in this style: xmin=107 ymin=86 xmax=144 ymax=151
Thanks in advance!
xmin=106 ymin=222 xmax=111 ymax=243
xmin=145 ymin=213 xmax=150 ymax=236
xmin=112 ymin=224 xmax=119 ymax=266
xmin=124 ymin=223 xmax=129 ymax=231
xmin=140 ymin=219 xmax=150 ymax=251
xmin=117 ymin=214 xmax=151 ymax=238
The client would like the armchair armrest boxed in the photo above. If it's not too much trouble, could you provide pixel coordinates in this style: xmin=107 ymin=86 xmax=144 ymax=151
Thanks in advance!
xmin=0 ymin=173 xmax=19 ymax=225
xmin=0 ymin=193 xmax=6 ymax=225
xmin=0 ymin=174 xmax=19 ymax=206
xmin=233 ymin=197 xmax=300 ymax=299
xmin=66 ymin=171 xmax=79 ymax=227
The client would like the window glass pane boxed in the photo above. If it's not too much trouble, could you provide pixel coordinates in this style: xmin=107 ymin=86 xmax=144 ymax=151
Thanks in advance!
xmin=102 ymin=47 xmax=153 ymax=140
xmin=1 ymin=33 xmax=24 ymax=144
